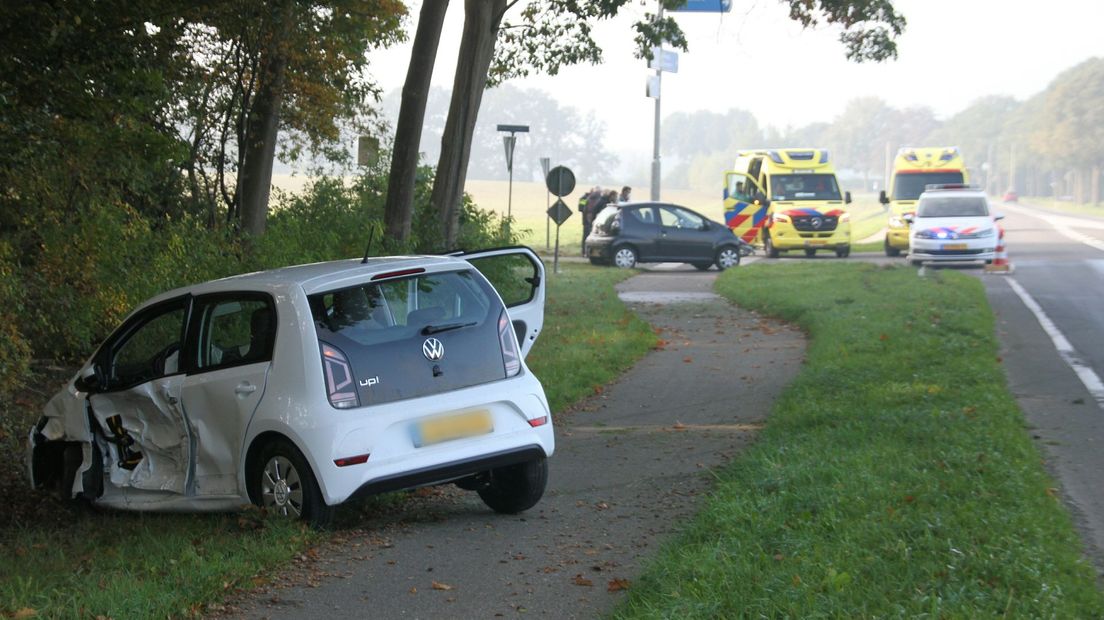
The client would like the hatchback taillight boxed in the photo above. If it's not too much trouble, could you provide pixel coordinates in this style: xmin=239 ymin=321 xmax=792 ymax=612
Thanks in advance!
xmin=321 ymin=343 xmax=359 ymax=409
xmin=499 ymin=309 xmax=521 ymax=377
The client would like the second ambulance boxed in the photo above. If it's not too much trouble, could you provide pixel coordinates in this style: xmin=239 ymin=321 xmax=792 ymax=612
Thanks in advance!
xmin=880 ymin=146 xmax=969 ymax=256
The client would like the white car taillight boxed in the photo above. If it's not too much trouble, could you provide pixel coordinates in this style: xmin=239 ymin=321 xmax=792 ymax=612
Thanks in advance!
xmin=321 ymin=343 xmax=359 ymax=409
xmin=498 ymin=309 xmax=521 ymax=377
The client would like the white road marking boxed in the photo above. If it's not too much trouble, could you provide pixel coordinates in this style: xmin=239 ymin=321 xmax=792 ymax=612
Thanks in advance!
xmin=1006 ymin=277 xmax=1104 ymax=409
xmin=999 ymin=202 xmax=1104 ymax=253
xmin=1054 ymin=225 xmax=1104 ymax=253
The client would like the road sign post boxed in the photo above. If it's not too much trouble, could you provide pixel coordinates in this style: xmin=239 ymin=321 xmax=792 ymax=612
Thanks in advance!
xmin=545 ymin=166 xmax=576 ymax=274
xmin=497 ymin=124 xmax=529 ymax=239
xmin=540 ymin=157 xmax=551 ymax=250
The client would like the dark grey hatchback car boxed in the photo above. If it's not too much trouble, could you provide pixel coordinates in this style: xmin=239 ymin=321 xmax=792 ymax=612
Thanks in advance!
xmin=585 ymin=202 xmax=746 ymax=270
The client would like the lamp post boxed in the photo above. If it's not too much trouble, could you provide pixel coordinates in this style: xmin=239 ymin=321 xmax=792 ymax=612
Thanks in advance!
xmin=497 ymin=124 xmax=529 ymax=239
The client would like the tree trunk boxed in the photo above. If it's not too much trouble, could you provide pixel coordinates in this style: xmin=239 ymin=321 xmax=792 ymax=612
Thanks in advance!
xmin=238 ymin=0 xmax=294 ymax=238
xmin=431 ymin=0 xmax=507 ymax=249
xmin=384 ymin=0 xmax=450 ymax=244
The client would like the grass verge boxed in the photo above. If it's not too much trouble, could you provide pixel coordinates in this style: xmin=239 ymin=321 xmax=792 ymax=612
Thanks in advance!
xmin=614 ymin=262 xmax=1104 ymax=617
xmin=0 ymin=263 xmax=654 ymax=618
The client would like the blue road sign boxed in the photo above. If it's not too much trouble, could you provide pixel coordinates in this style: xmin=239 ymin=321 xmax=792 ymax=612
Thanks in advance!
xmin=671 ymin=0 xmax=732 ymax=12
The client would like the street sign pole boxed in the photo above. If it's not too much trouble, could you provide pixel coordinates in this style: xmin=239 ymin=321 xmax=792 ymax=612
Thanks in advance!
xmin=540 ymin=157 xmax=551 ymax=250
xmin=497 ymin=124 xmax=529 ymax=241
xmin=545 ymin=166 xmax=576 ymax=275
xmin=651 ymin=3 xmax=663 ymax=202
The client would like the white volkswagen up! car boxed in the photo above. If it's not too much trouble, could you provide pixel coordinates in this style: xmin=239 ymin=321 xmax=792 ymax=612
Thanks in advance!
xmin=907 ymin=184 xmax=1004 ymax=266
xmin=28 ymin=248 xmax=553 ymax=526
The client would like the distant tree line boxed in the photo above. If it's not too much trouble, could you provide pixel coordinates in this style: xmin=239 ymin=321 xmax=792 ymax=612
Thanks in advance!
xmin=663 ymin=58 xmax=1104 ymax=204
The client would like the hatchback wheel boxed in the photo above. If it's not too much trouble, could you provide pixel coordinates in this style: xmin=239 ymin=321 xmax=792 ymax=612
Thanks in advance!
xmin=478 ymin=457 xmax=548 ymax=514
xmin=612 ymin=246 xmax=638 ymax=269
xmin=250 ymin=438 xmax=333 ymax=528
xmin=715 ymin=246 xmax=740 ymax=271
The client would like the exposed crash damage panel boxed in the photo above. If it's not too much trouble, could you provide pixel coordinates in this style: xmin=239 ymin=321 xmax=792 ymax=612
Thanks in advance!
xmin=89 ymin=377 xmax=191 ymax=494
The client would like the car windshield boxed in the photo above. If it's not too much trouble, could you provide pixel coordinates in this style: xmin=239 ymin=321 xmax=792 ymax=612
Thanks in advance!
xmin=917 ymin=196 xmax=989 ymax=217
xmin=769 ymin=174 xmax=841 ymax=201
xmin=892 ymin=171 xmax=965 ymax=200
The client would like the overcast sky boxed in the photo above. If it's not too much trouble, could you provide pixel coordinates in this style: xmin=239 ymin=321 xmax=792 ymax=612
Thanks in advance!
xmin=367 ymin=0 xmax=1102 ymax=171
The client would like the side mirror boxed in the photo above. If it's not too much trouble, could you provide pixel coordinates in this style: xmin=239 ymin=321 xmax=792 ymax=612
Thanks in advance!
xmin=993 ymin=214 xmax=1005 ymax=221
xmin=878 ymin=190 xmax=888 ymax=205
xmin=74 ymin=364 xmax=105 ymax=393
xmin=844 ymin=191 xmax=853 ymax=205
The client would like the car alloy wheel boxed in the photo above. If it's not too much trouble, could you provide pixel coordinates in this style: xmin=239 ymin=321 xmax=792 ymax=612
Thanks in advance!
xmin=613 ymin=246 xmax=637 ymax=269
xmin=715 ymin=247 xmax=740 ymax=271
xmin=250 ymin=438 xmax=334 ymax=527
xmin=262 ymin=456 xmax=303 ymax=517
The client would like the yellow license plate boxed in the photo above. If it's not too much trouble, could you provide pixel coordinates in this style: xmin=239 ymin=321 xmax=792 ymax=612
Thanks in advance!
xmin=414 ymin=410 xmax=493 ymax=447
xmin=941 ymin=243 xmax=968 ymax=250
xmin=805 ymin=240 xmax=827 ymax=246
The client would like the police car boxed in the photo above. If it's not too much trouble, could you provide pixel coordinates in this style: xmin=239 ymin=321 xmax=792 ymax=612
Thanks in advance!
xmin=907 ymin=185 xmax=1004 ymax=266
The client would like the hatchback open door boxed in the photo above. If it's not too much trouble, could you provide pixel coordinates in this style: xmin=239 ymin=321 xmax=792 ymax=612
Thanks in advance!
xmin=459 ymin=247 xmax=545 ymax=358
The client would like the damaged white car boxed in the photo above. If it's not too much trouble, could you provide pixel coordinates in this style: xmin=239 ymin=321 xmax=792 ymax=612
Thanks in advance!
xmin=28 ymin=248 xmax=554 ymax=526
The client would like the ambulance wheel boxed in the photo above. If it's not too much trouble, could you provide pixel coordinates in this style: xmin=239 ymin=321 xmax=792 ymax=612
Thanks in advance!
xmin=884 ymin=238 xmax=901 ymax=257
xmin=764 ymin=234 xmax=780 ymax=259
xmin=836 ymin=245 xmax=851 ymax=258
xmin=804 ymin=248 xmax=816 ymax=258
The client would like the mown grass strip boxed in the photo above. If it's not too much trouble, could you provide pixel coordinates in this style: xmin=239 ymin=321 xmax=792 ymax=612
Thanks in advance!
xmin=0 ymin=263 xmax=654 ymax=618
xmin=614 ymin=262 xmax=1104 ymax=618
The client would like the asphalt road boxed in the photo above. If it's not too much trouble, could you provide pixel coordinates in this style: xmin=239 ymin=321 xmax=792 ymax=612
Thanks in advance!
xmin=226 ymin=265 xmax=804 ymax=618
xmin=976 ymin=202 xmax=1104 ymax=575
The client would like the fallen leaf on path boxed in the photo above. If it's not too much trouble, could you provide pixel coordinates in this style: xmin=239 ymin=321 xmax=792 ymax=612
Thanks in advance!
xmin=671 ymin=422 xmax=687 ymax=431
xmin=432 ymin=581 xmax=454 ymax=591
xmin=572 ymin=574 xmax=594 ymax=587
xmin=683 ymin=357 xmax=693 ymax=363
xmin=13 ymin=608 xmax=37 ymax=619
xmin=595 ymin=501 xmax=610 ymax=510
xmin=607 ymin=578 xmax=631 ymax=592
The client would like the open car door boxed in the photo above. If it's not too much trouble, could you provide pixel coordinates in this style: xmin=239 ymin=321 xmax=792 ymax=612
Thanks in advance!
xmin=723 ymin=171 xmax=770 ymax=245
xmin=459 ymin=246 xmax=545 ymax=358
xmin=87 ymin=297 xmax=194 ymax=496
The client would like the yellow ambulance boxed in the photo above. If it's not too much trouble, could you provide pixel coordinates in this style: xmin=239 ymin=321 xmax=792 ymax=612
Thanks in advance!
xmin=880 ymin=147 xmax=969 ymax=256
xmin=723 ymin=149 xmax=852 ymax=258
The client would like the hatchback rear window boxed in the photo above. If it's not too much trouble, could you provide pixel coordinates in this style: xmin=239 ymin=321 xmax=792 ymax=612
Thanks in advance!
xmin=308 ymin=270 xmax=507 ymax=406
xmin=917 ymin=196 xmax=989 ymax=217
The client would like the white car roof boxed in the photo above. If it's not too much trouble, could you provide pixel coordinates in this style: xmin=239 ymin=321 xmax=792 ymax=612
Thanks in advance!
xmin=918 ymin=189 xmax=987 ymax=199
xmin=143 ymin=255 xmax=470 ymax=306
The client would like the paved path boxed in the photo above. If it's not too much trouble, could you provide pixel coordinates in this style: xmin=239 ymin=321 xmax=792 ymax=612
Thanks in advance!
xmin=226 ymin=265 xmax=804 ymax=619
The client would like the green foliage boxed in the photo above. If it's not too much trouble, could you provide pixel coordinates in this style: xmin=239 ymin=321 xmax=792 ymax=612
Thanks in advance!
xmin=0 ymin=242 xmax=30 ymax=397
xmin=615 ymin=263 xmax=1104 ymax=618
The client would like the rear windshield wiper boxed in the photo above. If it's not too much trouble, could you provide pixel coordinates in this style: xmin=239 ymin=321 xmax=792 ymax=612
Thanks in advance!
xmin=422 ymin=321 xmax=477 ymax=335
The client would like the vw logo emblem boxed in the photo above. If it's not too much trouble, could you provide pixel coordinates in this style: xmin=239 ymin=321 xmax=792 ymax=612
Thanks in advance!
xmin=810 ymin=216 xmax=823 ymax=229
xmin=422 ymin=337 xmax=445 ymax=361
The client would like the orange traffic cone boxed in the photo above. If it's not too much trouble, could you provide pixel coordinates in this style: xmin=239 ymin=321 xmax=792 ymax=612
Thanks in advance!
xmin=984 ymin=228 xmax=1013 ymax=274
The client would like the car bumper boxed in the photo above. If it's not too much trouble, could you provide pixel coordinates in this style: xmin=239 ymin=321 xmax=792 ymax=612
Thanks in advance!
xmin=909 ymin=239 xmax=996 ymax=262
xmin=586 ymin=237 xmax=612 ymax=259
xmin=886 ymin=225 xmax=910 ymax=250
xmin=289 ymin=373 xmax=555 ymax=506
xmin=770 ymin=225 xmax=851 ymax=250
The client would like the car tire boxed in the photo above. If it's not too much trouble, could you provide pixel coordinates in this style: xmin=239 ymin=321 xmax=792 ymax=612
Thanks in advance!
xmin=836 ymin=245 xmax=851 ymax=258
xmin=249 ymin=438 xmax=334 ymax=528
xmin=804 ymin=248 xmax=816 ymax=258
xmin=714 ymin=246 xmax=740 ymax=271
xmin=478 ymin=457 xmax=548 ymax=514
xmin=764 ymin=234 xmax=780 ymax=258
xmin=884 ymin=238 xmax=901 ymax=257
xmin=692 ymin=262 xmax=712 ymax=271
xmin=612 ymin=245 xmax=638 ymax=269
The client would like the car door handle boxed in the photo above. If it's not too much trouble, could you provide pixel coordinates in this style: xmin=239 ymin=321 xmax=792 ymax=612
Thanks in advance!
xmin=235 ymin=383 xmax=257 ymax=395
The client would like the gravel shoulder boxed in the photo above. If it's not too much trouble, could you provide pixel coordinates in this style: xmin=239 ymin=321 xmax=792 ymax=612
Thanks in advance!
xmin=225 ymin=265 xmax=805 ymax=619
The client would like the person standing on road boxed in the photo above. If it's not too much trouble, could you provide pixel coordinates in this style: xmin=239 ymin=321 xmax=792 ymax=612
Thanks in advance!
xmin=581 ymin=187 xmax=602 ymax=255
xmin=619 ymin=186 xmax=632 ymax=203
